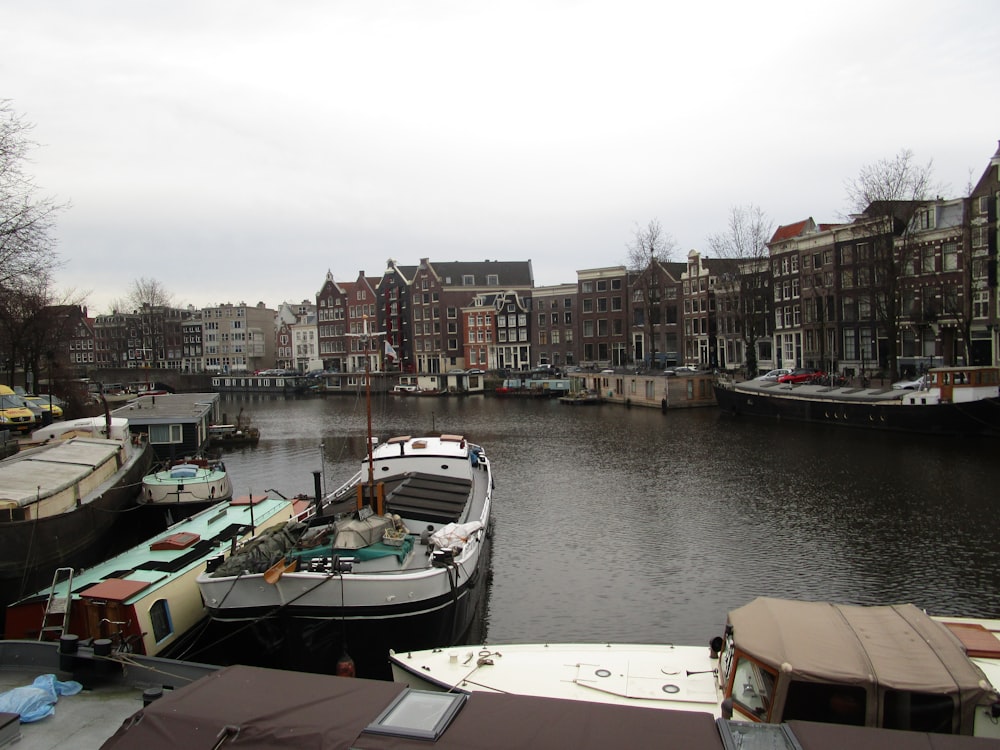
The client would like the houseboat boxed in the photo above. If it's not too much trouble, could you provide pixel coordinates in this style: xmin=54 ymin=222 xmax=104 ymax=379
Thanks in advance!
xmin=714 ymin=365 xmax=1000 ymax=437
xmin=5 ymin=492 xmax=299 ymax=657
xmin=112 ymin=392 xmax=222 ymax=462
xmin=0 ymin=417 xmax=154 ymax=615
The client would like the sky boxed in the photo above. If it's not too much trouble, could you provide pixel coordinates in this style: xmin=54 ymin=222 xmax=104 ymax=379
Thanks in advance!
xmin=4 ymin=1 xmax=1000 ymax=315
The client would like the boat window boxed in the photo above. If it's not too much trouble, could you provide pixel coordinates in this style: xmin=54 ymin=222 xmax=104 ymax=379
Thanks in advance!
xmin=364 ymin=689 xmax=467 ymax=740
xmin=883 ymin=690 xmax=955 ymax=733
xmin=730 ymin=656 xmax=777 ymax=721
xmin=148 ymin=424 xmax=183 ymax=444
xmin=782 ymin=681 xmax=866 ymax=726
xmin=149 ymin=599 xmax=173 ymax=642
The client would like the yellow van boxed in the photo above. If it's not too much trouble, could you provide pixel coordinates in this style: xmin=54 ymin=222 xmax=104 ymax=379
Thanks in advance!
xmin=0 ymin=385 xmax=36 ymax=433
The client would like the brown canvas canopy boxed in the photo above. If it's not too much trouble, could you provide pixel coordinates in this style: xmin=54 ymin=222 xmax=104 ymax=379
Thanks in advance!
xmin=101 ymin=664 xmax=724 ymax=750
xmin=728 ymin=598 xmax=998 ymax=732
xmin=99 ymin=663 xmax=1000 ymax=749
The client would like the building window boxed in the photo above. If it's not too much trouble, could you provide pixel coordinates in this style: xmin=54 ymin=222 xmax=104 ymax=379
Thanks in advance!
xmin=922 ymin=246 xmax=936 ymax=273
xmin=943 ymin=243 xmax=959 ymax=271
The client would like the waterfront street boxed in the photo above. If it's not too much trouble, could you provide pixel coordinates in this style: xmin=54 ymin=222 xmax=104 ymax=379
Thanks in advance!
xmin=178 ymin=391 xmax=1000 ymax=666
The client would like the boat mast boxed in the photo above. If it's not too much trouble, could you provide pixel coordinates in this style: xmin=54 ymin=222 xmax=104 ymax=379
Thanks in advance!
xmin=363 ymin=316 xmax=375 ymax=492
xmin=350 ymin=314 xmax=385 ymax=508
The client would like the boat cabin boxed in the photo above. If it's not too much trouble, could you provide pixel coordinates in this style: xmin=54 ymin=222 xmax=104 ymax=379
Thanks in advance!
xmin=901 ymin=366 xmax=1000 ymax=406
xmin=113 ymin=393 xmax=221 ymax=462
xmin=719 ymin=598 xmax=1000 ymax=737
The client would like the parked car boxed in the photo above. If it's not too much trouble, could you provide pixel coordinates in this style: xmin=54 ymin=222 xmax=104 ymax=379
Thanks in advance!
xmin=777 ymin=368 xmax=824 ymax=384
xmin=756 ymin=368 xmax=792 ymax=381
xmin=24 ymin=395 xmax=63 ymax=419
xmin=892 ymin=375 xmax=927 ymax=390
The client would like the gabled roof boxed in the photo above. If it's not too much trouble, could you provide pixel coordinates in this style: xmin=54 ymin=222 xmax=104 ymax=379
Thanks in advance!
xmin=769 ymin=218 xmax=816 ymax=244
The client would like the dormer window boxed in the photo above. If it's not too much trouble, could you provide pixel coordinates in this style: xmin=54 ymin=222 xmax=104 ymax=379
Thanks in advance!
xmin=463 ymin=275 xmax=475 ymax=285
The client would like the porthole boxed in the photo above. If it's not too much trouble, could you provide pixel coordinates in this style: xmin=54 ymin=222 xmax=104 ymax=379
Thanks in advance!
xmin=594 ymin=669 xmax=611 ymax=678
xmin=662 ymin=684 xmax=680 ymax=694
xmin=440 ymin=464 xmax=449 ymax=470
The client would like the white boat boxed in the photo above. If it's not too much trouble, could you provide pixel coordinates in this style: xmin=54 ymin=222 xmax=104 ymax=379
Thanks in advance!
xmin=391 ymin=597 xmax=1000 ymax=739
xmin=140 ymin=457 xmax=233 ymax=513
xmin=0 ymin=417 xmax=154 ymax=612
xmin=197 ymin=434 xmax=493 ymax=649
xmin=392 ymin=642 xmax=722 ymax=713
xmin=5 ymin=492 xmax=300 ymax=657
xmin=197 ymin=318 xmax=495 ymax=670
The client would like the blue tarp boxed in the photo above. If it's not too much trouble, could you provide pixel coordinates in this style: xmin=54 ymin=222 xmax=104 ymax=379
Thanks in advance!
xmin=0 ymin=674 xmax=82 ymax=722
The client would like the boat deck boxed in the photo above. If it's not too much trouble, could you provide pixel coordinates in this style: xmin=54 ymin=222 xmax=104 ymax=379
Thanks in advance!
xmin=11 ymin=495 xmax=295 ymax=611
xmin=732 ymin=379 xmax=906 ymax=404
xmin=0 ymin=662 xmax=146 ymax=748
xmin=0 ymin=641 xmax=217 ymax=749
xmin=302 ymin=463 xmax=492 ymax=575
xmin=0 ymin=438 xmax=125 ymax=506
xmin=391 ymin=642 xmax=722 ymax=714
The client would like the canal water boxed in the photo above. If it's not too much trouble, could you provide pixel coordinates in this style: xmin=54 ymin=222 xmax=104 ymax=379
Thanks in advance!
xmin=192 ymin=391 xmax=1000 ymax=666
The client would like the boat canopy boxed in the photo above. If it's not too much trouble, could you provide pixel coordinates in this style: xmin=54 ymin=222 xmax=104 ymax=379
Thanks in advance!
xmin=728 ymin=598 xmax=998 ymax=727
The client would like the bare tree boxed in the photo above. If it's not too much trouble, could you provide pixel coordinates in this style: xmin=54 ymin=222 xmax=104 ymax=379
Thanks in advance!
xmin=126 ymin=277 xmax=173 ymax=310
xmin=844 ymin=149 xmax=936 ymax=380
xmin=626 ymin=220 xmax=678 ymax=367
xmin=707 ymin=205 xmax=773 ymax=375
xmin=0 ymin=102 xmax=66 ymax=378
xmin=0 ymin=101 xmax=65 ymax=294
xmin=626 ymin=219 xmax=677 ymax=267
xmin=125 ymin=277 xmax=174 ymax=367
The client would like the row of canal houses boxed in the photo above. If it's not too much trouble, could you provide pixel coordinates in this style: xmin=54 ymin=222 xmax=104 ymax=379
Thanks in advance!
xmin=50 ymin=141 xmax=1000 ymax=380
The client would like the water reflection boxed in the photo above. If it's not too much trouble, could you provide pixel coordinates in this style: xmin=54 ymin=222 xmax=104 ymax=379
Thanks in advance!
xmin=215 ymin=393 xmax=1000 ymax=649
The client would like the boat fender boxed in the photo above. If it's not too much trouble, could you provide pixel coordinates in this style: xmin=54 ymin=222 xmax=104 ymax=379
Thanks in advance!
xmin=721 ymin=697 xmax=733 ymax=720
xmin=709 ymin=636 xmax=724 ymax=659
xmin=336 ymin=651 xmax=356 ymax=678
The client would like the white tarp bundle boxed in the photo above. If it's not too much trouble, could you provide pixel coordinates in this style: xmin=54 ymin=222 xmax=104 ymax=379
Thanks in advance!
xmin=430 ymin=521 xmax=483 ymax=550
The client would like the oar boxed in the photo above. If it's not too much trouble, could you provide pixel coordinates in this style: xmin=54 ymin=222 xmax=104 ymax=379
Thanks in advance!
xmin=264 ymin=557 xmax=296 ymax=584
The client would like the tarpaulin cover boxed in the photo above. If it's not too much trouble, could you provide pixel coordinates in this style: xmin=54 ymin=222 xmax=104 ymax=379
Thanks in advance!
xmin=0 ymin=674 xmax=82 ymax=723
xmin=728 ymin=598 xmax=998 ymax=732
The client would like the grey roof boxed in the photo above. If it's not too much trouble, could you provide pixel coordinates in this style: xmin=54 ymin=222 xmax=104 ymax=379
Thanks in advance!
xmin=430 ymin=260 xmax=534 ymax=287
xmin=112 ymin=392 xmax=219 ymax=425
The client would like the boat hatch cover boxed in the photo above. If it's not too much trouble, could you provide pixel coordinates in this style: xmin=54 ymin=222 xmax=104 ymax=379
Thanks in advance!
xmin=151 ymin=532 xmax=201 ymax=551
xmin=80 ymin=578 xmax=152 ymax=601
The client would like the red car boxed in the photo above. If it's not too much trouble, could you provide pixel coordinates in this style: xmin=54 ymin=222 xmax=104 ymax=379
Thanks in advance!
xmin=777 ymin=368 xmax=825 ymax=384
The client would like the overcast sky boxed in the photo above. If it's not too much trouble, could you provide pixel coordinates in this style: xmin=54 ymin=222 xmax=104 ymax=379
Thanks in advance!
xmin=5 ymin=1 xmax=1000 ymax=315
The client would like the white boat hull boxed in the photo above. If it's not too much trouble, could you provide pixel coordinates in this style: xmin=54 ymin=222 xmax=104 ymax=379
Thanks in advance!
xmin=141 ymin=467 xmax=233 ymax=506
xmin=389 ymin=642 xmax=722 ymax=715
